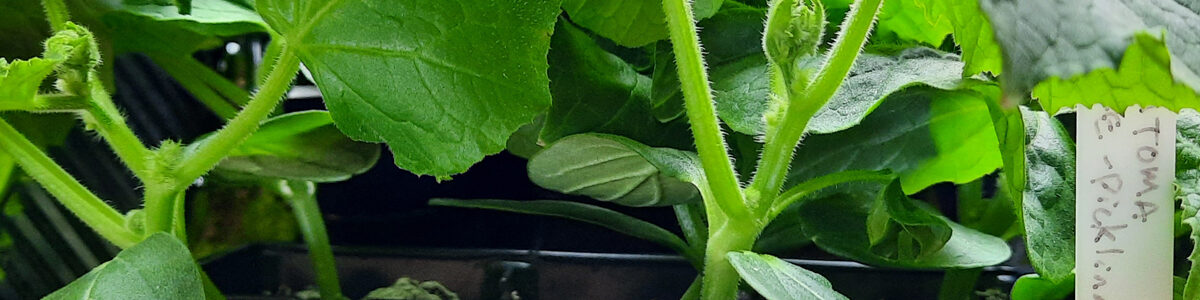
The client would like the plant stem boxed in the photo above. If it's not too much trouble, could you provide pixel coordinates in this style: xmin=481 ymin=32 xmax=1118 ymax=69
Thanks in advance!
xmin=662 ymin=0 xmax=749 ymax=221
xmin=680 ymin=276 xmax=702 ymax=300
xmin=143 ymin=183 xmax=177 ymax=235
xmin=768 ymin=170 xmax=893 ymax=220
xmin=176 ymin=45 xmax=300 ymax=184
xmin=150 ymin=54 xmax=241 ymax=119
xmin=201 ymin=269 xmax=228 ymax=300
xmin=81 ymin=77 xmax=153 ymax=181
xmin=700 ymin=220 xmax=759 ymax=300
xmin=171 ymin=190 xmax=188 ymax=241
xmin=937 ymin=268 xmax=982 ymax=300
xmin=40 ymin=0 xmax=70 ymax=31
xmin=674 ymin=203 xmax=708 ymax=258
xmin=0 ymin=116 xmax=139 ymax=248
xmin=749 ymin=0 xmax=884 ymax=209
xmin=281 ymin=180 xmax=345 ymax=300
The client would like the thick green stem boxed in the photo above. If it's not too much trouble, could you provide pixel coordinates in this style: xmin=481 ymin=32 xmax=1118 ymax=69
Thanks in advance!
xmin=281 ymin=181 xmax=344 ymax=300
xmin=143 ymin=184 xmax=177 ymax=235
xmin=40 ymin=0 xmax=70 ymax=31
xmin=176 ymin=46 xmax=300 ymax=184
xmin=701 ymin=220 xmax=759 ymax=300
xmin=662 ymin=0 xmax=748 ymax=221
xmin=749 ymin=0 xmax=884 ymax=208
xmin=81 ymin=77 xmax=153 ymax=181
xmin=0 ymin=116 xmax=138 ymax=248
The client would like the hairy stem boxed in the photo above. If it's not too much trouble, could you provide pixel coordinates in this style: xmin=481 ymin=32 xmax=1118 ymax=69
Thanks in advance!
xmin=700 ymin=220 xmax=759 ymax=300
xmin=0 ymin=116 xmax=138 ymax=248
xmin=143 ymin=183 xmax=177 ymax=235
xmin=40 ymin=0 xmax=70 ymax=31
xmin=768 ymin=170 xmax=894 ymax=221
xmin=282 ymin=181 xmax=345 ymax=300
xmin=176 ymin=45 xmax=300 ymax=184
xmin=662 ymin=0 xmax=748 ymax=221
xmin=81 ymin=77 xmax=153 ymax=181
xmin=749 ymin=0 xmax=884 ymax=209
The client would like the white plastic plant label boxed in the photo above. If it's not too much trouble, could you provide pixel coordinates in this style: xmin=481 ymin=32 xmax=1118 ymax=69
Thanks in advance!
xmin=1076 ymin=105 xmax=1175 ymax=300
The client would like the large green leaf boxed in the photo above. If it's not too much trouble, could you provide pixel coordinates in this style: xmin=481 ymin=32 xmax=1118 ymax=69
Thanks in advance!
xmin=256 ymin=0 xmax=561 ymax=178
xmin=914 ymin=0 xmax=1002 ymax=76
xmin=786 ymin=87 xmax=1001 ymax=194
xmin=727 ymin=251 xmax=848 ymax=300
xmin=541 ymin=20 xmax=691 ymax=149
xmin=791 ymin=184 xmax=1011 ymax=268
xmin=561 ymin=0 xmax=722 ymax=47
xmin=980 ymin=0 xmax=1200 ymax=110
xmin=95 ymin=0 xmax=268 ymax=55
xmin=429 ymin=198 xmax=695 ymax=260
xmin=527 ymin=133 xmax=702 ymax=207
xmin=1176 ymin=109 xmax=1200 ymax=298
xmin=1019 ymin=106 xmax=1075 ymax=283
xmin=210 ymin=110 xmax=381 ymax=182
xmin=44 ymin=233 xmax=203 ymax=300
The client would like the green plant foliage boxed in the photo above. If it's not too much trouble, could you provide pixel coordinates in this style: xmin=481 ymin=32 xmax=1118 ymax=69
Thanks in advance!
xmin=527 ymin=133 xmax=702 ymax=207
xmin=914 ymin=0 xmax=1002 ymax=76
xmin=786 ymin=87 xmax=1001 ymax=194
xmin=429 ymin=198 xmax=697 ymax=262
xmin=865 ymin=180 xmax=952 ymax=259
xmin=1009 ymin=273 xmax=1073 ymax=300
xmin=541 ymin=20 xmax=691 ymax=149
xmin=44 ymin=233 xmax=203 ymax=299
xmin=561 ymin=0 xmax=722 ymax=47
xmin=727 ymin=251 xmax=848 ymax=300
xmin=981 ymin=0 xmax=1200 ymax=108
xmin=1018 ymin=107 xmax=1076 ymax=283
xmin=186 ymin=181 xmax=299 ymax=258
xmin=103 ymin=0 xmax=267 ymax=55
xmin=256 ymin=0 xmax=562 ymax=178
xmin=1177 ymin=109 xmax=1200 ymax=298
xmin=790 ymin=184 xmax=1011 ymax=268
xmin=208 ymin=110 xmax=381 ymax=183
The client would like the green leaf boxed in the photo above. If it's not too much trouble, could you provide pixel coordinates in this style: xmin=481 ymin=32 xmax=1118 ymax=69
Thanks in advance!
xmin=727 ymin=251 xmax=848 ymax=300
xmin=256 ymin=0 xmax=562 ymax=178
xmin=561 ymin=0 xmax=723 ymax=47
xmin=0 ymin=58 xmax=59 ymax=109
xmin=429 ymin=198 xmax=695 ymax=260
xmin=527 ymin=133 xmax=702 ymax=207
xmin=1176 ymin=109 xmax=1200 ymax=299
xmin=651 ymin=5 xmax=769 ymax=127
xmin=865 ymin=180 xmax=952 ymax=260
xmin=957 ymin=179 xmax=1020 ymax=239
xmin=44 ymin=233 xmax=203 ymax=300
xmin=210 ymin=111 xmax=380 ymax=182
xmin=791 ymin=184 xmax=1011 ymax=268
xmin=980 ymin=0 xmax=1200 ymax=108
xmin=1009 ymin=273 xmax=1073 ymax=300
xmin=1019 ymin=106 xmax=1075 ymax=283
xmin=914 ymin=0 xmax=1003 ymax=76
xmin=103 ymin=0 xmax=267 ymax=55
xmin=822 ymin=0 xmax=951 ymax=47
xmin=787 ymin=87 xmax=1001 ymax=194
xmin=541 ymin=20 xmax=692 ymax=149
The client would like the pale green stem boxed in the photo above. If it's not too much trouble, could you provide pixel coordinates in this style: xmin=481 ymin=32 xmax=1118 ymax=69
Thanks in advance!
xmin=143 ymin=183 xmax=177 ymax=235
xmin=662 ymin=0 xmax=749 ymax=221
xmin=281 ymin=181 xmax=345 ymax=300
xmin=749 ymin=0 xmax=884 ymax=209
xmin=81 ymin=76 xmax=153 ymax=181
xmin=40 ymin=0 xmax=70 ymax=31
xmin=176 ymin=45 xmax=300 ymax=184
xmin=700 ymin=219 xmax=759 ymax=300
xmin=0 ymin=116 xmax=138 ymax=248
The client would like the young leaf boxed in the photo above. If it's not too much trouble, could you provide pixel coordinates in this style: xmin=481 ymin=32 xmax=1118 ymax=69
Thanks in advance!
xmin=727 ymin=251 xmax=848 ymax=300
xmin=790 ymin=185 xmax=1011 ymax=268
xmin=0 ymin=58 xmax=59 ymax=110
xmin=865 ymin=180 xmax=952 ymax=260
xmin=204 ymin=110 xmax=381 ymax=183
xmin=980 ymin=0 xmax=1200 ymax=109
xmin=561 ymin=0 xmax=723 ymax=47
xmin=1009 ymin=273 xmax=1074 ymax=300
xmin=255 ymin=0 xmax=561 ymax=178
xmin=1018 ymin=106 xmax=1076 ymax=283
xmin=541 ymin=20 xmax=692 ymax=149
xmin=44 ymin=233 xmax=204 ymax=300
xmin=786 ymin=88 xmax=1001 ymax=194
xmin=527 ymin=133 xmax=702 ymax=207
xmin=429 ymin=198 xmax=696 ymax=261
